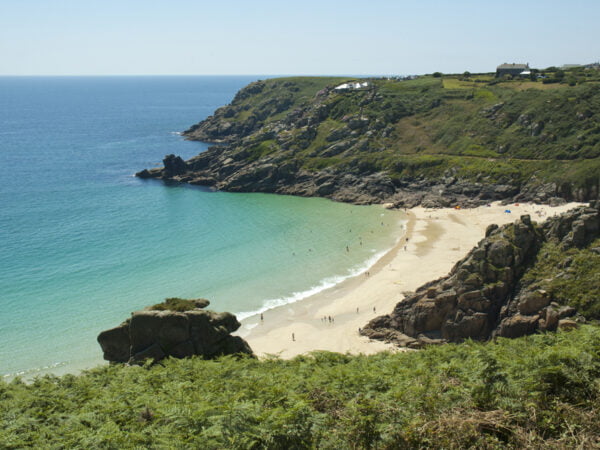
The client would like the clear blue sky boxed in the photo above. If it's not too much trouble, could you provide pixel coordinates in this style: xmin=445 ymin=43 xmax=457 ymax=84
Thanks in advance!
xmin=1 ymin=0 xmax=598 ymax=76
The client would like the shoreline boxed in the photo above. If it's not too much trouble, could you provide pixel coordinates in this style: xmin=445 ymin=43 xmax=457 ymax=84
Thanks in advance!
xmin=234 ymin=208 xmax=409 ymax=323
xmin=6 ymin=201 xmax=583 ymax=380
xmin=239 ymin=201 xmax=584 ymax=358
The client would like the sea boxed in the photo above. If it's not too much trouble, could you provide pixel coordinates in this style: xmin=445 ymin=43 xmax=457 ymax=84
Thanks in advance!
xmin=0 ymin=76 xmax=404 ymax=379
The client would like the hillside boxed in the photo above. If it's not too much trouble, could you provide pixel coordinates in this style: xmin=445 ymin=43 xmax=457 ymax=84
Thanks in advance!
xmin=3 ymin=327 xmax=600 ymax=448
xmin=138 ymin=71 xmax=600 ymax=206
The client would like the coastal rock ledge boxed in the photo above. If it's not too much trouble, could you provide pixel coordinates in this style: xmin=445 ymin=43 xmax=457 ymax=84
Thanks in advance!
xmin=362 ymin=202 xmax=599 ymax=348
xmin=97 ymin=298 xmax=253 ymax=364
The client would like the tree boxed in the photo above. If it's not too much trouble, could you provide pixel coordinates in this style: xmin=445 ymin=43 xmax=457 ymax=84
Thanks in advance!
xmin=432 ymin=72 xmax=442 ymax=78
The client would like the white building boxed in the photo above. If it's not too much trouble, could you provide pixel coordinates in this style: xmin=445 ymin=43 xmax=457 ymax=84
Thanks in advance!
xmin=334 ymin=81 xmax=369 ymax=91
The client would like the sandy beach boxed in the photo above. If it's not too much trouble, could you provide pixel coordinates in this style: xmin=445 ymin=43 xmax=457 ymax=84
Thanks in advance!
xmin=238 ymin=201 xmax=584 ymax=358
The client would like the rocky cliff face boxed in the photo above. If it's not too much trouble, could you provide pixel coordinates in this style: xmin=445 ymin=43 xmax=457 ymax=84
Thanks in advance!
xmin=362 ymin=202 xmax=600 ymax=348
xmin=98 ymin=299 xmax=253 ymax=364
xmin=136 ymin=151 xmax=574 ymax=207
xmin=136 ymin=76 xmax=599 ymax=207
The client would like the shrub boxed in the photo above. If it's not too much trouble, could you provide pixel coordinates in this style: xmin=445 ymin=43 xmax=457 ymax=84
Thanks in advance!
xmin=149 ymin=297 xmax=209 ymax=312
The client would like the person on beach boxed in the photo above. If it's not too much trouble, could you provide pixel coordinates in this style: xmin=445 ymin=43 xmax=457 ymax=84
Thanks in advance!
xmin=260 ymin=313 xmax=263 ymax=322
xmin=373 ymin=306 xmax=376 ymax=313
xmin=356 ymin=307 xmax=359 ymax=314
xmin=292 ymin=333 xmax=295 ymax=341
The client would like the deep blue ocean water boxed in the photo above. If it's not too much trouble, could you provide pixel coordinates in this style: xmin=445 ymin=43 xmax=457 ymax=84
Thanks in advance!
xmin=0 ymin=76 xmax=403 ymax=378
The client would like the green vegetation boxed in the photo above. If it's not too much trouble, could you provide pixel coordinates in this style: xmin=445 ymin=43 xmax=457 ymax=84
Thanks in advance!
xmin=2 ymin=326 xmax=600 ymax=448
xmin=524 ymin=238 xmax=600 ymax=319
xmin=229 ymin=76 xmax=351 ymax=126
xmin=149 ymin=297 xmax=208 ymax=312
xmin=193 ymin=69 xmax=600 ymax=194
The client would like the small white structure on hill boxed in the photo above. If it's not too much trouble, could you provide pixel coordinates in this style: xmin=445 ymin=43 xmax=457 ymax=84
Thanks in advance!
xmin=334 ymin=81 xmax=369 ymax=91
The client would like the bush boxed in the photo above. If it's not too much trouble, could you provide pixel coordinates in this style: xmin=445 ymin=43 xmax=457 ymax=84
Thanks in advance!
xmin=3 ymin=326 xmax=600 ymax=447
xmin=149 ymin=297 xmax=209 ymax=312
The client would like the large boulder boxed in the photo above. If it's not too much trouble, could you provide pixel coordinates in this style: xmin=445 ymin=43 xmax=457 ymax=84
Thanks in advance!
xmin=162 ymin=154 xmax=188 ymax=178
xmin=97 ymin=321 xmax=130 ymax=363
xmin=98 ymin=298 xmax=253 ymax=364
xmin=363 ymin=204 xmax=599 ymax=348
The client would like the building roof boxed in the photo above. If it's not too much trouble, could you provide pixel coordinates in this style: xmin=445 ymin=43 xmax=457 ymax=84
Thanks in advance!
xmin=334 ymin=81 xmax=369 ymax=90
xmin=497 ymin=63 xmax=529 ymax=70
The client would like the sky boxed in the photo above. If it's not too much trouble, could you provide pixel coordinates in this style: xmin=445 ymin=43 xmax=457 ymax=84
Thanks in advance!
xmin=0 ymin=0 xmax=598 ymax=76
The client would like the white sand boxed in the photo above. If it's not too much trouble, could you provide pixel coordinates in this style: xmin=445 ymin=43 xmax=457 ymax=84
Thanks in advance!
xmin=238 ymin=201 xmax=583 ymax=358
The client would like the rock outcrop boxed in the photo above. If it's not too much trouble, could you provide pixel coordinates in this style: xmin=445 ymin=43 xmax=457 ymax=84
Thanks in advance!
xmin=362 ymin=202 xmax=599 ymax=348
xmin=135 ymin=151 xmax=529 ymax=207
xmin=135 ymin=77 xmax=600 ymax=207
xmin=98 ymin=298 xmax=253 ymax=364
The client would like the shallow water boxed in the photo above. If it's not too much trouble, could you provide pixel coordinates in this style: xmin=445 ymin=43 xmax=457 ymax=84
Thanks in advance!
xmin=0 ymin=76 xmax=403 ymax=378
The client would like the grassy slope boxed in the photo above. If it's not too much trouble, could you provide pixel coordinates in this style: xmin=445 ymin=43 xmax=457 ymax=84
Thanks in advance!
xmin=204 ymin=71 xmax=600 ymax=194
xmin=523 ymin=237 xmax=600 ymax=319
xmin=2 ymin=327 xmax=600 ymax=448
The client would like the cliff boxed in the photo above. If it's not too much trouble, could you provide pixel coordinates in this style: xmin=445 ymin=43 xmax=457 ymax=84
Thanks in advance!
xmin=138 ymin=75 xmax=600 ymax=206
xmin=362 ymin=202 xmax=600 ymax=347
xmin=97 ymin=298 xmax=253 ymax=364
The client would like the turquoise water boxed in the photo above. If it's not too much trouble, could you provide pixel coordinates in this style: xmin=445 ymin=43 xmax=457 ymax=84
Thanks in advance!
xmin=0 ymin=77 xmax=403 ymax=378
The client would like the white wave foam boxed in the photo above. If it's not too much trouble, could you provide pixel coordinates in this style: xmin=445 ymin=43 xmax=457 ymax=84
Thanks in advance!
xmin=236 ymin=228 xmax=404 ymax=321
xmin=3 ymin=360 xmax=68 ymax=380
xmin=241 ymin=322 xmax=259 ymax=332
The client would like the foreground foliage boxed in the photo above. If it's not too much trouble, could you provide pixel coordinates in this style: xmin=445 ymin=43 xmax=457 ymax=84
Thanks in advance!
xmin=2 ymin=326 xmax=600 ymax=448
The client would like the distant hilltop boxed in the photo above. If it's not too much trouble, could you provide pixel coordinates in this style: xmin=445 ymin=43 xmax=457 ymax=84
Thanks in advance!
xmin=139 ymin=69 xmax=600 ymax=207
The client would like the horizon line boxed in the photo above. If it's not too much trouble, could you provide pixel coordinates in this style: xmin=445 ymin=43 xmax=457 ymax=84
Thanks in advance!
xmin=0 ymin=73 xmax=419 ymax=77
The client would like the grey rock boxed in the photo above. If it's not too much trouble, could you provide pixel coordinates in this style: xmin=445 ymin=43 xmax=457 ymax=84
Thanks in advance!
xmin=496 ymin=314 xmax=539 ymax=338
xmin=130 ymin=343 xmax=166 ymax=364
xmin=558 ymin=319 xmax=579 ymax=331
xmin=518 ymin=290 xmax=550 ymax=315
xmin=97 ymin=302 xmax=253 ymax=364
xmin=558 ymin=305 xmax=577 ymax=319
xmin=97 ymin=321 xmax=130 ymax=363
xmin=363 ymin=205 xmax=599 ymax=347
xmin=162 ymin=154 xmax=188 ymax=177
